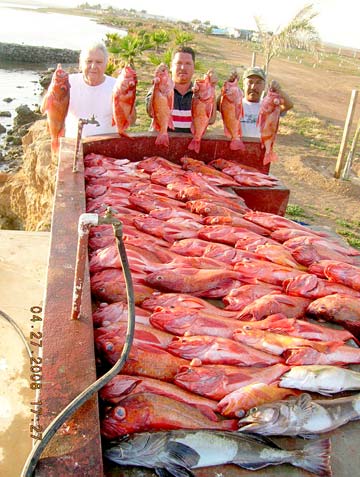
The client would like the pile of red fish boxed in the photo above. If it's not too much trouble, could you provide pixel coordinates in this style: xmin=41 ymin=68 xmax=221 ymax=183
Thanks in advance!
xmin=86 ymin=152 xmax=360 ymax=439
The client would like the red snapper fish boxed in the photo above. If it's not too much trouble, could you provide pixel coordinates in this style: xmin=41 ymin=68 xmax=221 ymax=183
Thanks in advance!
xmin=101 ymin=392 xmax=238 ymax=439
xmin=188 ymin=70 xmax=217 ymax=153
xmin=237 ymin=293 xmax=311 ymax=321
xmin=137 ymin=155 xmax=182 ymax=173
xmin=223 ymin=283 xmax=282 ymax=310
xmin=257 ymin=89 xmax=282 ymax=164
xmin=219 ymin=74 xmax=245 ymax=151
xmin=243 ymin=210 xmax=325 ymax=235
xmin=285 ymin=343 xmax=360 ymax=366
xmin=96 ymin=336 xmax=190 ymax=381
xmin=99 ymin=374 xmax=219 ymax=421
xmin=217 ymin=382 xmax=299 ymax=418
xmin=174 ymin=363 xmax=289 ymax=400
xmin=306 ymin=293 xmax=360 ymax=340
xmin=150 ymin=308 xmax=297 ymax=339
xmin=40 ymin=63 xmax=70 ymax=153
xmin=167 ymin=334 xmax=282 ymax=366
xmin=233 ymin=259 xmax=306 ymax=286
xmin=149 ymin=64 xmax=174 ymax=146
xmin=145 ymin=267 xmax=242 ymax=298
xmin=92 ymin=301 xmax=151 ymax=328
xmin=141 ymin=292 xmax=241 ymax=319
xmin=324 ymin=261 xmax=360 ymax=291
xmin=283 ymin=273 xmax=360 ymax=299
xmin=179 ymin=157 xmax=238 ymax=187
xmin=234 ymin=327 xmax=343 ymax=353
xmin=112 ymin=65 xmax=137 ymax=136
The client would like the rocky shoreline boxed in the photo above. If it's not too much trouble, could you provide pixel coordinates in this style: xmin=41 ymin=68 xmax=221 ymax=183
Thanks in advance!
xmin=0 ymin=47 xmax=77 ymax=230
xmin=0 ymin=42 xmax=79 ymax=64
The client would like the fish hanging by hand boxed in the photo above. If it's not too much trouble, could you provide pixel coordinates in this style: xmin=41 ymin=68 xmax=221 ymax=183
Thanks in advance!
xmin=112 ymin=65 xmax=137 ymax=137
xmin=188 ymin=70 xmax=217 ymax=153
xmin=149 ymin=63 xmax=174 ymax=147
xmin=257 ymin=86 xmax=282 ymax=165
xmin=219 ymin=71 xmax=246 ymax=151
xmin=40 ymin=63 xmax=70 ymax=153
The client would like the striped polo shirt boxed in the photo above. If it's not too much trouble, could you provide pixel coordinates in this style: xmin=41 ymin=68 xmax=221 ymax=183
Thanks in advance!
xmin=172 ymin=85 xmax=193 ymax=133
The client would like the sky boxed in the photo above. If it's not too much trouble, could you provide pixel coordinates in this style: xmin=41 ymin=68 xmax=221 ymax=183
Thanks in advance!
xmin=4 ymin=0 xmax=359 ymax=49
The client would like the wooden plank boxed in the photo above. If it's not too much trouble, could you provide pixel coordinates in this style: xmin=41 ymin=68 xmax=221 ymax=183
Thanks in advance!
xmin=334 ymin=89 xmax=358 ymax=178
xmin=35 ymin=138 xmax=103 ymax=476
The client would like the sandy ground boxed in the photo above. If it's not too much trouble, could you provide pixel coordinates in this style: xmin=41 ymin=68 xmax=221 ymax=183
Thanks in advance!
xmin=0 ymin=230 xmax=50 ymax=477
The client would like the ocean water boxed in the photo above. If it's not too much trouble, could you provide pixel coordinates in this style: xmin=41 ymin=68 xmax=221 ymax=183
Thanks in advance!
xmin=0 ymin=3 xmax=126 ymax=148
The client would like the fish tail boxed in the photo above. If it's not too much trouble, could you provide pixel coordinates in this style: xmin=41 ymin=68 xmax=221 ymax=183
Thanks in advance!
xmin=119 ymin=131 xmax=133 ymax=139
xmin=230 ymin=138 xmax=246 ymax=152
xmin=188 ymin=138 xmax=201 ymax=154
xmin=155 ymin=133 xmax=169 ymax=147
xmin=292 ymin=438 xmax=332 ymax=477
xmin=263 ymin=151 xmax=278 ymax=165
xmin=51 ymin=137 xmax=59 ymax=153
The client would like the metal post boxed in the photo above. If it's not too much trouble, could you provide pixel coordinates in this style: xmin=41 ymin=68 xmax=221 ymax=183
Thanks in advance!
xmin=334 ymin=89 xmax=358 ymax=178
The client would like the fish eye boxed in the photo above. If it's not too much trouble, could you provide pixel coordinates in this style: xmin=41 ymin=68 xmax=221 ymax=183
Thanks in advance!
xmin=249 ymin=407 xmax=258 ymax=414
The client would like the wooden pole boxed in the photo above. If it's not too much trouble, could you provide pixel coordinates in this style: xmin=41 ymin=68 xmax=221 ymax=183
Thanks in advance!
xmin=341 ymin=117 xmax=360 ymax=180
xmin=251 ymin=52 xmax=256 ymax=66
xmin=334 ymin=89 xmax=358 ymax=178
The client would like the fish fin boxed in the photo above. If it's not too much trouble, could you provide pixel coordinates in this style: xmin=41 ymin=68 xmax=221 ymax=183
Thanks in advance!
xmin=168 ymin=117 xmax=175 ymax=131
xmin=234 ymin=462 xmax=272 ymax=471
xmin=223 ymin=124 xmax=232 ymax=139
xmin=155 ymin=133 xmax=169 ymax=147
xmin=188 ymin=138 xmax=200 ymax=154
xmin=299 ymin=433 xmax=321 ymax=439
xmin=166 ymin=441 xmax=200 ymax=469
xmin=40 ymin=94 xmax=48 ymax=114
xmin=230 ymin=138 xmax=246 ymax=151
xmin=161 ymin=464 xmax=195 ymax=477
xmin=155 ymin=468 xmax=174 ymax=477
xmin=294 ymin=393 xmax=315 ymax=424
xmin=236 ymin=431 xmax=282 ymax=449
xmin=291 ymin=438 xmax=331 ymax=477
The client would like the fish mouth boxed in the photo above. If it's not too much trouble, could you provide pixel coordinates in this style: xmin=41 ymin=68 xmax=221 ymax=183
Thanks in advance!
xmin=238 ymin=420 xmax=265 ymax=432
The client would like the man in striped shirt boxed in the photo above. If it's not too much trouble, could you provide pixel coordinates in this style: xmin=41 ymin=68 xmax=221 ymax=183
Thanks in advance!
xmin=146 ymin=46 xmax=217 ymax=133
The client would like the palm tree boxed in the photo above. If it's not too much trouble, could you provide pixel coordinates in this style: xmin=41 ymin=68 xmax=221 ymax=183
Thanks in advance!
xmin=151 ymin=29 xmax=171 ymax=52
xmin=106 ymin=33 xmax=153 ymax=68
xmin=173 ymin=30 xmax=194 ymax=47
xmin=254 ymin=3 xmax=319 ymax=74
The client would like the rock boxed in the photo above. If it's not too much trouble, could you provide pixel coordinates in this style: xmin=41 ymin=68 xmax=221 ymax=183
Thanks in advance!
xmin=0 ymin=124 xmax=6 ymax=134
xmin=3 ymin=98 xmax=13 ymax=103
xmin=13 ymin=105 xmax=41 ymax=128
xmin=0 ymin=111 xmax=11 ymax=117
xmin=0 ymin=119 xmax=56 ymax=231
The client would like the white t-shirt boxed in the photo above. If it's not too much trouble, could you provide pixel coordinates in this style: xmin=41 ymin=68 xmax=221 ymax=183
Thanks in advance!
xmin=241 ymin=99 xmax=262 ymax=138
xmin=65 ymin=73 xmax=117 ymax=138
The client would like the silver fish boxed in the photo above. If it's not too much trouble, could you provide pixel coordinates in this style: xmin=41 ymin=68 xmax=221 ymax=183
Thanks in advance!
xmin=104 ymin=429 xmax=331 ymax=476
xmin=238 ymin=392 xmax=360 ymax=437
xmin=280 ymin=365 xmax=360 ymax=395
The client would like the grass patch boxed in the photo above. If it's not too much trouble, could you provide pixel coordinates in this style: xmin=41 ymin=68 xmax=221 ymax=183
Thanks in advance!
xmin=285 ymin=204 xmax=314 ymax=223
xmin=286 ymin=204 xmax=307 ymax=217
xmin=281 ymin=111 xmax=342 ymax=156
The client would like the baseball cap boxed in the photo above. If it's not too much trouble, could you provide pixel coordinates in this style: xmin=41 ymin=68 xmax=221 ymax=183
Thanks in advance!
xmin=243 ymin=67 xmax=266 ymax=81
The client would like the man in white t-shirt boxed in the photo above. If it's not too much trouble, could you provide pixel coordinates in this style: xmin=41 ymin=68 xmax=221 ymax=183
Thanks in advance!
xmin=64 ymin=42 xmax=117 ymax=138
xmin=241 ymin=66 xmax=293 ymax=138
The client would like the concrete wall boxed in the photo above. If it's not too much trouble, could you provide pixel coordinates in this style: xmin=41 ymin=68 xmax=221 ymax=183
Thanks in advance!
xmin=0 ymin=42 xmax=79 ymax=64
